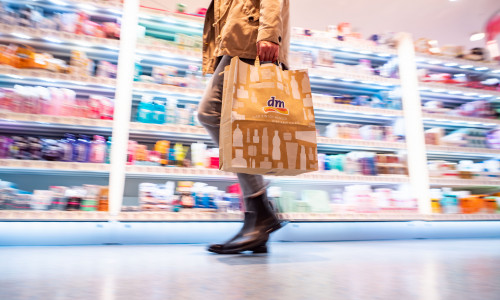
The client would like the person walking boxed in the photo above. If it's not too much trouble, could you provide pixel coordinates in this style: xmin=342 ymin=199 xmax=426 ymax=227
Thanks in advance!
xmin=198 ymin=0 xmax=290 ymax=254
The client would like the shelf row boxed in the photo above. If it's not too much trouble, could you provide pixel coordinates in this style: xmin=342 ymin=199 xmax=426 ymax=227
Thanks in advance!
xmin=0 ymin=23 xmax=120 ymax=49
xmin=3 ymin=112 xmax=500 ymax=159
xmin=0 ymin=159 xmax=499 ymax=187
xmin=1 ymin=62 xmax=499 ymax=106
xmin=0 ymin=159 xmax=408 ymax=184
xmin=10 ymin=0 xmax=124 ymax=11
xmin=1 ymin=8 xmax=498 ymax=77
xmin=0 ymin=210 xmax=499 ymax=221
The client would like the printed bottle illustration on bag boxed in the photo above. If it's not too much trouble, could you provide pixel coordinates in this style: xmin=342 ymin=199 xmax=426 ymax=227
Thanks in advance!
xmin=263 ymin=96 xmax=289 ymax=115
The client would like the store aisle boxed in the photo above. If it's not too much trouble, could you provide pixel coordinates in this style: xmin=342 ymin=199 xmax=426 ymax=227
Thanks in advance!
xmin=1 ymin=239 xmax=499 ymax=300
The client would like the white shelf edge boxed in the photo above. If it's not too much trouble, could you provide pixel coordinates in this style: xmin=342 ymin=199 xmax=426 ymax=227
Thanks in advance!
xmin=312 ymin=100 xmax=403 ymax=117
xmin=0 ymin=65 xmax=117 ymax=87
xmin=1 ymin=210 xmax=498 ymax=221
xmin=116 ymin=211 xmax=243 ymax=221
xmin=291 ymin=34 xmax=398 ymax=56
xmin=0 ymin=24 xmax=120 ymax=48
xmin=129 ymin=122 xmax=207 ymax=135
xmin=419 ymin=81 xmax=500 ymax=98
xmin=0 ymin=210 xmax=110 ymax=221
xmin=308 ymin=67 xmax=401 ymax=85
xmin=416 ymin=53 xmax=500 ymax=72
xmin=317 ymin=137 xmax=405 ymax=150
xmin=0 ymin=111 xmax=114 ymax=128
xmin=78 ymin=0 xmax=123 ymax=10
xmin=136 ymin=44 xmax=201 ymax=60
xmin=126 ymin=165 xmax=408 ymax=183
xmin=430 ymin=177 xmax=500 ymax=187
xmin=0 ymin=159 xmax=110 ymax=173
xmin=139 ymin=7 xmax=205 ymax=24
xmin=426 ymin=145 xmax=500 ymax=156
xmin=133 ymin=82 xmax=204 ymax=96
xmin=422 ymin=112 xmax=500 ymax=126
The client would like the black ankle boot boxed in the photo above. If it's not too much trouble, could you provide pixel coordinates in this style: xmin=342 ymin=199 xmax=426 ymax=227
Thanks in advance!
xmin=208 ymin=193 xmax=285 ymax=254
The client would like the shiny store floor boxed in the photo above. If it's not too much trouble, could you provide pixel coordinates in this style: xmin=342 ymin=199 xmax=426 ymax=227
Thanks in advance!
xmin=1 ymin=239 xmax=499 ymax=300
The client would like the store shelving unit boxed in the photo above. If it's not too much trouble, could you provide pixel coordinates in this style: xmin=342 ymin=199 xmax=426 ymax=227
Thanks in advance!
xmin=0 ymin=0 xmax=498 ymax=232
xmin=0 ymin=159 xmax=110 ymax=174
xmin=0 ymin=23 xmax=120 ymax=49
xmin=0 ymin=66 xmax=117 ymax=87
xmin=0 ymin=210 xmax=110 ymax=221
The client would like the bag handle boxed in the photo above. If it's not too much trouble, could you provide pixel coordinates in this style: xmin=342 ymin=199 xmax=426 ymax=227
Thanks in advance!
xmin=255 ymin=56 xmax=283 ymax=70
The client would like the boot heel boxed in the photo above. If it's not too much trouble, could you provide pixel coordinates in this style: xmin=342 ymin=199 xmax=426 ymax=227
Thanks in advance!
xmin=252 ymin=245 xmax=268 ymax=254
xmin=266 ymin=220 xmax=288 ymax=234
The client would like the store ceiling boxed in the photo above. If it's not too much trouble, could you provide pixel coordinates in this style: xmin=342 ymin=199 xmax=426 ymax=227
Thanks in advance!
xmin=142 ymin=0 xmax=499 ymax=49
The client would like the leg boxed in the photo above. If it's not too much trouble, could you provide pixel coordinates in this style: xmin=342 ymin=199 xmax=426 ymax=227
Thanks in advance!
xmin=198 ymin=56 xmax=266 ymax=199
xmin=198 ymin=56 xmax=285 ymax=254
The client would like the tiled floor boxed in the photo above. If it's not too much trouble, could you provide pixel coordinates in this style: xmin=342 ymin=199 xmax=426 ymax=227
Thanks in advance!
xmin=1 ymin=239 xmax=499 ymax=300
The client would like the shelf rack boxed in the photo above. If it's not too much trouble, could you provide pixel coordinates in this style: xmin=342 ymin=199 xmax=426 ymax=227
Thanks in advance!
xmin=0 ymin=3 xmax=499 ymax=222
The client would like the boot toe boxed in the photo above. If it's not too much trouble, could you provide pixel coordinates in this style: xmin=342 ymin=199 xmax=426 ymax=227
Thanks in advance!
xmin=207 ymin=243 xmax=224 ymax=253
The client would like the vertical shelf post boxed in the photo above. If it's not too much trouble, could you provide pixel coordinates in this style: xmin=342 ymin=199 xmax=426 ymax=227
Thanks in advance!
xmin=397 ymin=33 xmax=432 ymax=214
xmin=108 ymin=0 xmax=139 ymax=216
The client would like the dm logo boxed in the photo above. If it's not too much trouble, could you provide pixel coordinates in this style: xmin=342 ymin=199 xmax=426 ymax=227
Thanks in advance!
xmin=263 ymin=96 xmax=289 ymax=115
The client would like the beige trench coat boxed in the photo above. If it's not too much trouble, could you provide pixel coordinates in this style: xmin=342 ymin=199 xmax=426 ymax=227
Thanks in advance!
xmin=202 ymin=0 xmax=290 ymax=75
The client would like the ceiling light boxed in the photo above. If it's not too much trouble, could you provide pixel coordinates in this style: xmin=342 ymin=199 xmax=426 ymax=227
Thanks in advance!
xmin=78 ymin=3 xmax=97 ymax=11
xmin=11 ymin=32 xmax=32 ymax=39
xmin=49 ymin=0 xmax=68 ymax=6
xmin=428 ymin=60 xmax=442 ymax=65
xmin=44 ymin=37 xmax=62 ymax=44
xmin=73 ymin=41 xmax=92 ymax=47
xmin=470 ymin=32 xmax=485 ymax=42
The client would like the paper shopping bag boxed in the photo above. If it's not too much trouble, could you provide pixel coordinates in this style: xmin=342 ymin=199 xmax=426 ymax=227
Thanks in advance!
xmin=219 ymin=56 xmax=318 ymax=176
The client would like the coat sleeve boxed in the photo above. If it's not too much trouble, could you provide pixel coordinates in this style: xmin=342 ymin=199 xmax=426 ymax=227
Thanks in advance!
xmin=257 ymin=0 xmax=283 ymax=45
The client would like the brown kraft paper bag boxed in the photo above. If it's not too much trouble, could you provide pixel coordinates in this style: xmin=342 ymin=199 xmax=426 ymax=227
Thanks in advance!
xmin=220 ymin=56 xmax=318 ymax=176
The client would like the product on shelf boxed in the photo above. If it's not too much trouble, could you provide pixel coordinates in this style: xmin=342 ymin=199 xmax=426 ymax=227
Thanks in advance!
xmin=291 ymin=24 xmax=396 ymax=48
xmin=430 ymin=188 xmax=499 ymax=214
xmin=0 ymin=44 xmax=68 ymax=72
xmin=290 ymin=50 xmax=399 ymax=79
xmin=418 ymin=69 xmax=500 ymax=91
xmin=69 ymin=50 xmax=94 ymax=76
xmin=127 ymin=138 xmax=406 ymax=176
xmin=314 ymin=89 xmax=402 ymax=110
xmin=136 ymin=18 xmax=202 ymax=50
xmin=135 ymin=96 xmax=199 ymax=126
xmin=269 ymin=185 xmax=417 ymax=214
xmin=0 ymin=85 xmax=114 ymax=119
xmin=137 ymin=181 xmax=239 ymax=212
xmin=414 ymin=37 xmax=494 ymax=62
xmin=423 ymin=100 xmax=499 ymax=119
xmin=127 ymin=140 xmax=218 ymax=169
xmin=319 ymin=151 xmax=407 ymax=176
xmin=135 ymin=64 xmax=207 ymax=89
xmin=0 ymin=44 xmax=117 ymax=79
xmin=325 ymin=122 xmax=399 ymax=142
xmin=0 ymin=180 xmax=109 ymax=211
xmin=425 ymin=127 xmax=496 ymax=148
xmin=0 ymin=3 xmax=120 ymax=39
xmin=428 ymin=159 xmax=500 ymax=179
xmin=0 ymin=134 xmax=111 ymax=163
